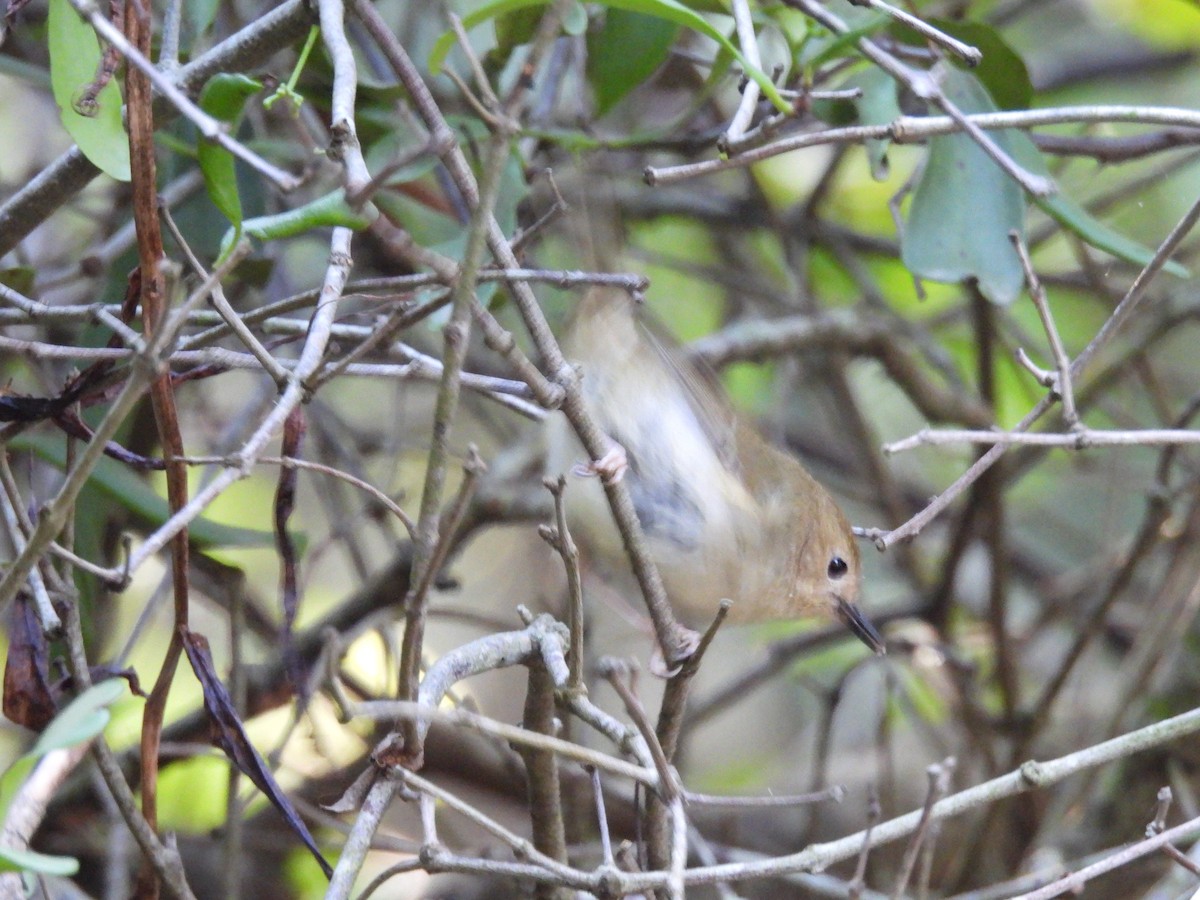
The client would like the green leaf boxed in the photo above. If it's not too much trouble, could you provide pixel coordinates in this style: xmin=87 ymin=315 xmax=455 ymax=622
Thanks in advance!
xmin=797 ymin=4 xmax=888 ymax=69
xmin=493 ymin=4 xmax=544 ymax=61
xmin=47 ymin=0 xmax=131 ymax=181
xmin=588 ymin=9 xmax=679 ymax=115
xmin=200 ymin=73 xmax=264 ymax=122
xmin=0 ymin=845 xmax=80 ymax=876
xmin=901 ymin=68 xmax=1026 ymax=305
xmin=33 ymin=680 xmax=125 ymax=756
xmin=851 ymin=67 xmax=901 ymax=180
xmin=198 ymin=75 xmax=263 ymax=234
xmin=1034 ymin=192 xmax=1189 ymax=279
xmin=812 ymin=66 xmax=901 ymax=180
xmin=0 ymin=681 xmax=124 ymax=824
xmin=927 ymin=19 xmax=1032 ymax=111
xmin=9 ymin=434 xmax=280 ymax=550
xmin=0 ymin=683 xmax=123 ymax=877
xmin=220 ymin=190 xmax=376 ymax=258
xmin=1002 ymin=129 xmax=1191 ymax=279
xmin=198 ymin=139 xmax=243 ymax=232
xmin=429 ymin=0 xmax=789 ymax=113
xmin=238 ymin=191 xmax=375 ymax=242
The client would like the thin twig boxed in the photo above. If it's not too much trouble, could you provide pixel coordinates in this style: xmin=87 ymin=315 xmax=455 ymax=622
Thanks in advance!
xmin=540 ymin=476 xmax=585 ymax=691
xmin=1013 ymin=812 xmax=1200 ymax=900
xmin=847 ymin=0 xmax=981 ymax=65
xmin=66 ymin=0 xmax=299 ymax=190
xmin=646 ymin=105 xmax=1200 ymax=186
xmin=725 ymin=0 xmax=766 ymax=143
xmin=878 ymin=187 xmax=1200 ymax=548
xmin=884 ymin=427 xmax=1200 ymax=453
xmin=1010 ymin=231 xmax=1078 ymax=425
xmin=849 ymin=787 xmax=881 ymax=900
xmin=891 ymin=758 xmax=955 ymax=899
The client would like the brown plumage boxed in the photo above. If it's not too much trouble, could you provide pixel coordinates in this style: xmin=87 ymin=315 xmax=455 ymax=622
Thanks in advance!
xmin=547 ymin=287 xmax=885 ymax=655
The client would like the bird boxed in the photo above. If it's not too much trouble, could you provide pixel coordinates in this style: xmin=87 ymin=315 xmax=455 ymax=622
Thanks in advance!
xmin=546 ymin=285 xmax=885 ymax=656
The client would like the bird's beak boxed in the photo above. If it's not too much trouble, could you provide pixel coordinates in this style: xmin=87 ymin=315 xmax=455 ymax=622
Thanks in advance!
xmin=836 ymin=598 xmax=886 ymax=656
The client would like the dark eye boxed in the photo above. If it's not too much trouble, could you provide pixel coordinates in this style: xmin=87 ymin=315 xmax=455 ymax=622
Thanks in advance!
xmin=827 ymin=557 xmax=849 ymax=579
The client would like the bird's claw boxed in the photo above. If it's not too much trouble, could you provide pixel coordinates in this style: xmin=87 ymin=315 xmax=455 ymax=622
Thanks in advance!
xmin=572 ymin=441 xmax=628 ymax=485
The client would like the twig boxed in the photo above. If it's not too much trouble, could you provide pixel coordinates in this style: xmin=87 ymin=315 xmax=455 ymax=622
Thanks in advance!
xmin=1013 ymin=811 xmax=1200 ymax=899
xmin=1010 ymin=231 xmax=1078 ymax=425
xmin=160 ymin=205 xmax=291 ymax=387
xmin=516 ymin=658 xmax=571 ymax=899
xmin=589 ymin=767 xmax=614 ymax=867
xmin=598 ymin=659 xmax=678 ymax=803
xmin=314 ymin=0 xmax=371 ymax=193
xmin=878 ymin=187 xmax=1200 ymax=548
xmin=325 ymin=772 xmax=398 ymax=900
xmin=539 ymin=476 xmax=585 ymax=691
xmin=891 ymin=758 xmax=955 ymax=899
xmin=884 ymin=427 xmax=1200 ymax=453
xmin=646 ymin=105 xmax=1200 ymax=186
xmin=684 ymin=785 xmax=846 ymax=808
xmin=725 ymin=0 xmax=766 ymax=143
xmin=848 ymin=787 xmax=881 ymax=899
xmin=351 ymin=699 xmax=655 ymax=787
xmin=57 ymin=596 xmax=197 ymax=899
xmin=0 ymin=743 xmax=91 ymax=873
xmin=0 ymin=468 xmax=60 ymax=631
xmin=1143 ymin=786 xmax=1200 ymax=876
xmin=663 ymin=701 xmax=1200 ymax=888
xmin=0 ymin=0 xmax=315 ymax=256
xmin=66 ymin=0 xmax=299 ymax=190
xmin=790 ymin=0 xmax=1051 ymax=197
xmin=847 ymin=0 xmax=981 ymax=65
xmin=79 ymin=231 xmax=346 ymax=584
xmin=351 ymin=0 xmax=698 ymax=669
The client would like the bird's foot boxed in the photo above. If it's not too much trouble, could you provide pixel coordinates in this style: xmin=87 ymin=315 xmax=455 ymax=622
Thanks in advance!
xmin=571 ymin=440 xmax=628 ymax=485
xmin=649 ymin=626 xmax=701 ymax=679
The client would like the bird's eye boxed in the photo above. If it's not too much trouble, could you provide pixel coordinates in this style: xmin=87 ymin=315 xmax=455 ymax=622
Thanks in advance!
xmin=827 ymin=556 xmax=849 ymax=579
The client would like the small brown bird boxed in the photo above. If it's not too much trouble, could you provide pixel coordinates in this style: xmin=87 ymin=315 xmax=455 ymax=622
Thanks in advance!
xmin=547 ymin=287 xmax=885 ymax=655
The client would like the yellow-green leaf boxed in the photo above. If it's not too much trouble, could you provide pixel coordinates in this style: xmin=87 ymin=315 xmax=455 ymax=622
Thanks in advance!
xmin=48 ymin=0 xmax=130 ymax=181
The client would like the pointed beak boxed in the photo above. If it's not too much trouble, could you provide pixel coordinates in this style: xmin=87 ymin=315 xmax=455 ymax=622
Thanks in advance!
xmin=836 ymin=598 xmax=886 ymax=656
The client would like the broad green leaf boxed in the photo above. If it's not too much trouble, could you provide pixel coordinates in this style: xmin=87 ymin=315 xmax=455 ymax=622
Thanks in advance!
xmin=10 ymin=434 xmax=280 ymax=549
xmin=0 ymin=845 xmax=80 ymax=876
xmin=813 ymin=66 xmax=901 ymax=180
xmin=429 ymin=0 xmax=789 ymax=113
xmin=197 ymin=74 xmax=263 ymax=233
xmin=853 ymin=68 xmax=901 ymax=180
xmin=588 ymin=9 xmax=679 ymax=115
xmin=902 ymin=68 xmax=1026 ymax=305
xmin=927 ymin=19 xmax=1032 ymax=111
xmin=47 ymin=0 xmax=131 ymax=181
